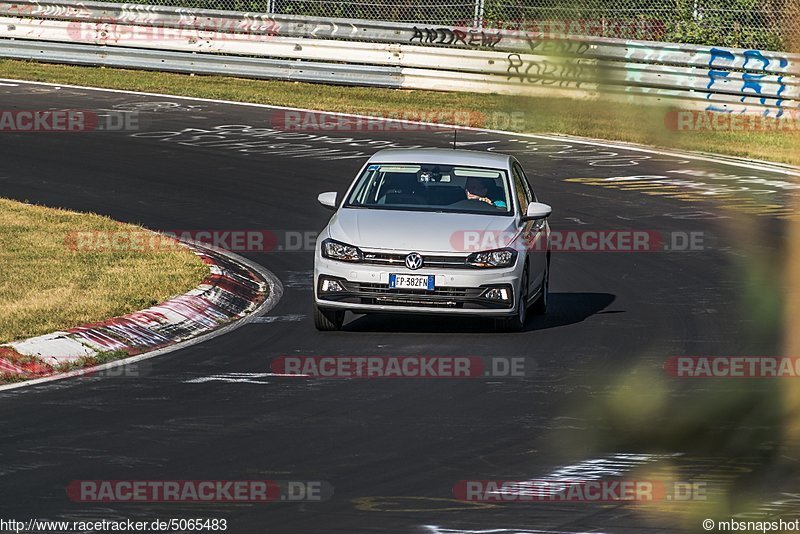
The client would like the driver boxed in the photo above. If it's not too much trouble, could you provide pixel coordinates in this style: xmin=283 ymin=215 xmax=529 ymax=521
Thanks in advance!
xmin=465 ymin=178 xmax=507 ymax=208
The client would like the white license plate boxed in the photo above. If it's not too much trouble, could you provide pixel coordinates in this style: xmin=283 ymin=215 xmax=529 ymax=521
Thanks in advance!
xmin=389 ymin=274 xmax=434 ymax=290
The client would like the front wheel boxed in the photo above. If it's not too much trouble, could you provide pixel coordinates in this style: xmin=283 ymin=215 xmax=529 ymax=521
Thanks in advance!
xmin=495 ymin=266 xmax=528 ymax=333
xmin=314 ymin=303 xmax=345 ymax=331
xmin=531 ymin=259 xmax=549 ymax=315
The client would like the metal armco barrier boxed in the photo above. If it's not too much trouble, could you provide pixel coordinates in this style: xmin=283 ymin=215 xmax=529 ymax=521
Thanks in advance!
xmin=0 ymin=0 xmax=798 ymax=115
xmin=0 ymin=39 xmax=403 ymax=87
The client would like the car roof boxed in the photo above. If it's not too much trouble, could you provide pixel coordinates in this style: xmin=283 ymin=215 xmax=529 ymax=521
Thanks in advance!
xmin=367 ymin=148 xmax=513 ymax=168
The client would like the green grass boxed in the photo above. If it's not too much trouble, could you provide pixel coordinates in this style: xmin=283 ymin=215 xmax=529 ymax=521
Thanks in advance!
xmin=53 ymin=350 xmax=130 ymax=373
xmin=1 ymin=59 xmax=798 ymax=165
xmin=0 ymin=198 xmax=209 ymax=344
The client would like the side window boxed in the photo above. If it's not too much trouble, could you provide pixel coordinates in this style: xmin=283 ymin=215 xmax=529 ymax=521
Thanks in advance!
xmin=522 ymin=166 xmax=537 ymax=202
xmin=512 ymin=164 xmax=532 ymax=214
xmin=514 ymin=163 xmax=537 ymax=203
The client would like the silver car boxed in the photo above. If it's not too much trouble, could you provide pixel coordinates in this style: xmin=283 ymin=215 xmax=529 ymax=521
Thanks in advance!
xmin=313 ymin=148 xmax=552 ymax=332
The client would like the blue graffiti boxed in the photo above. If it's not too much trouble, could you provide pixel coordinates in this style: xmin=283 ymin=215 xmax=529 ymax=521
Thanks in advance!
xmin=704 ymin=105 xmax=785 ymax=118
xmin=706 ymin=69 xmax=729 ymax=90
xmin=777 ymin=76 xmax=786 ymax=97
xmin=743 ymin=49 xmax=770 ymax=70
xmin=705 ymin=47 xmax=791 ymax=113
xmin=741 ymin=73 xmax=767 ymax=104
xmin=709 ymin=48 xmax=736 ymax=67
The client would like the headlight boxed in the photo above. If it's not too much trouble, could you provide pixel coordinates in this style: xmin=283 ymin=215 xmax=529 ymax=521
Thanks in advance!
xmin=467 ymin=248 xmax=517 ymax=268
xmin=321 ymin=238 xmax=363 ymax=262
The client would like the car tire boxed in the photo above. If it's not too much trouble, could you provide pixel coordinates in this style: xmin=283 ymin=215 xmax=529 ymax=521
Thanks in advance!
xmin=495 ymin=266 xmax=528 ymax=333
xmin=531 ymin=258 xmax=549 ymax=315
xmin=314 ymin=303 xmax=345 ymax=331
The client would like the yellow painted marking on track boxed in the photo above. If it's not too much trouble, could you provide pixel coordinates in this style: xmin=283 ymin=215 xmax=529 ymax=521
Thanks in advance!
xmin=351 ymin=496 xmax=497 ymax=513
xmin=563 ymin=176 xmax=794 ymax=218
xmin=620 ymin=185 xmax=680 ymax=190
xmin=564 ymin=177 xmax=606 ymax=183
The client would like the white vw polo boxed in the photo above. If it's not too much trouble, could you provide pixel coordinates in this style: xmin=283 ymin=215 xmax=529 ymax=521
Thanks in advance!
xmin=313 ymin=148 xmax=552 ymax=331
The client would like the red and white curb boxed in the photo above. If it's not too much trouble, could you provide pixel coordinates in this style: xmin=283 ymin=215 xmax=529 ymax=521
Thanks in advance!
xmin=0 ymin=239 xmax=281 ymax=386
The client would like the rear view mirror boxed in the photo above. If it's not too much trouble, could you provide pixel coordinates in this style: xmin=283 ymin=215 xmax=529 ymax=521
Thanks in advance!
xmin=318 ymin=192 xmax=338 ymax=210
xmin=521 ymin=202 xmax=552 ymax=222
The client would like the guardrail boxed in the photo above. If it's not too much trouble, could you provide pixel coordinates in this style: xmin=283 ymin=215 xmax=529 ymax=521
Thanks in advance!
xmin=1 ymin=0 xmax=798 ymax=115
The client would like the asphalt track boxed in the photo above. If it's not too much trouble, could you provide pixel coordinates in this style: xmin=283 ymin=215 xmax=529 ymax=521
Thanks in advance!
xmin=0 ymin=80 xmax=798 ymax=533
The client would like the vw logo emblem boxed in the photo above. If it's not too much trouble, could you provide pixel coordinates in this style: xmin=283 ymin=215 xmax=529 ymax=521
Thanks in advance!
xmin=405 ymin=252 xmax=424 ymax=270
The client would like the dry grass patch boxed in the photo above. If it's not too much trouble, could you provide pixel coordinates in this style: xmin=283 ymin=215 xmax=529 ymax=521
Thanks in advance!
xmin=0 ymin=198 xmax=208 ymax=344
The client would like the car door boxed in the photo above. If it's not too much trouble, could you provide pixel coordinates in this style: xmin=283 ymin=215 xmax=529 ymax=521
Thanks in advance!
xmin=512 ymin=160 xmax=547 ymax=294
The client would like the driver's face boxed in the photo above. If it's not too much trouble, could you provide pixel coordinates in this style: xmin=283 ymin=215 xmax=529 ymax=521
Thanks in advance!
xmin=466 ymin=179 xmax=487 ymax=195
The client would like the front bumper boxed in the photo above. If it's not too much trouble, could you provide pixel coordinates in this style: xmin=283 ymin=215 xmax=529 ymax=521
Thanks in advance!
xmin=314 ymin=256 xmax=523 ymax=316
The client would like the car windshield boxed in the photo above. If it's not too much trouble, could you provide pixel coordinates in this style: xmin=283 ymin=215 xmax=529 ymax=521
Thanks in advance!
xmin=344 ymin=164 xmax=513 ymax=215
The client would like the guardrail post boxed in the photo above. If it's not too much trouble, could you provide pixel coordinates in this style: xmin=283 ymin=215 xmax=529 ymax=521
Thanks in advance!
xmin=473 ymin=0 xmax=485 ymax=28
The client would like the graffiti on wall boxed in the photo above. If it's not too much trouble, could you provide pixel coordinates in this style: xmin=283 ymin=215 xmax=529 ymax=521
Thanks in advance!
xmin=706 ymin=47 xmax=794 ymax=115
xmin=20 ymin=0 xmax=93 ymax=19
xmin=409 ymin=26 xmax=502 ymax=48
xmin=506 ymin=53 xmax=595 ymax=87
xmin=407 ymin=25 xmax=596 ymax=57
xmin=522 ymin=38 xmax=590 ymax=56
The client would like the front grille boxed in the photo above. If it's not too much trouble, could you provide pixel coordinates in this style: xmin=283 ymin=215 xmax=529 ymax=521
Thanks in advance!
xmin=361 ymin=252 xmax=472 ymax=269
xmin=348 ymin=282 xmax=500 ymax=309
xmin=374 ymin=297 xmax=458 ymax=308
xmin=356 ymin=283 xmax=473 ymax=298
xmin=318 ymin=278 xmax=513 ymax=310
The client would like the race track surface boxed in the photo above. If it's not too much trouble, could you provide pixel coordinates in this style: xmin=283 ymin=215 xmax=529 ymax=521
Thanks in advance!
xmin=0 ymin=81 xmax=797 ymax=533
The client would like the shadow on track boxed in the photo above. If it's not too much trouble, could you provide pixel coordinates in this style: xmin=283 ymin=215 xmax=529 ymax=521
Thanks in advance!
xmin=341 ymin=292 xmax=616 ymax=333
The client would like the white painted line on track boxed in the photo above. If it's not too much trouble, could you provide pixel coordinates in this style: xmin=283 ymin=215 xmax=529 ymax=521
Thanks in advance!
xmin=185 ymin=372 xmax=310 ymax=383
xmin=185 ymin=373 xmax=271 ymax=384
xmin=251 ymin=314 xmax=306 ymax=323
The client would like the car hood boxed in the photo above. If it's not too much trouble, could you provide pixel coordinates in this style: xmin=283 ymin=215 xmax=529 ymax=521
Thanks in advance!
xmin=327 ymin=208 xmax=519 ymax=253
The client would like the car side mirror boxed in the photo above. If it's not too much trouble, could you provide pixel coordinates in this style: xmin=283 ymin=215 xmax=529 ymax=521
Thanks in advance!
xmin=521 ymin=202 xmax=552 ymax=222
xmin=318 ymin=192 xmax=338 ymax=210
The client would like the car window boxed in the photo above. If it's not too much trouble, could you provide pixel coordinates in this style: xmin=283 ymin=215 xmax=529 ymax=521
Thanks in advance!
xmin=515 ymin=163 xmax=537 ymax=202
xmin=512 ymin=163 xmax=532 ymax=214
xmin=344 ymin=163 xmax=514 ymax=216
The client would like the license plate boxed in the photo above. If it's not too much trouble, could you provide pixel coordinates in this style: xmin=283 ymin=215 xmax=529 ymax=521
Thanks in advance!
xmin=389 ymin=274 xmax=434 ymax=290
